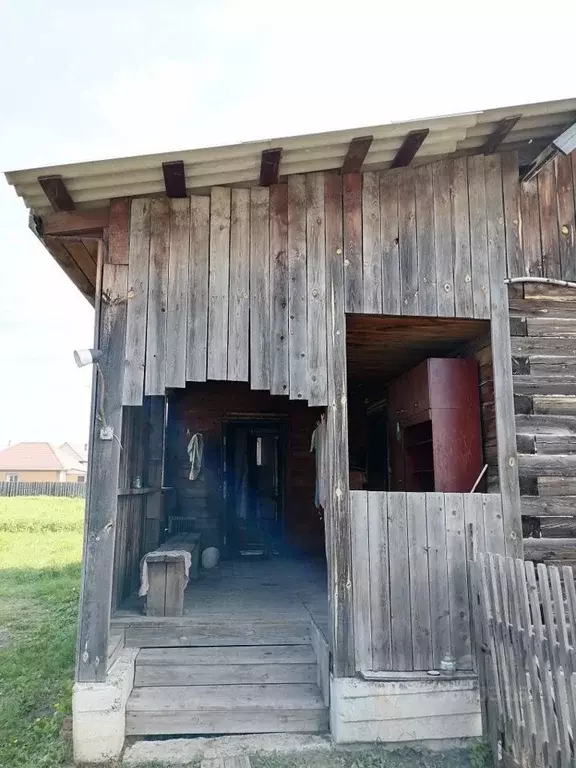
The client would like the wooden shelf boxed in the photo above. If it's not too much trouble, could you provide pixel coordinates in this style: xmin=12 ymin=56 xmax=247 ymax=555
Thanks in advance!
xmin=118 ymin=487 xmax=156 ymax=497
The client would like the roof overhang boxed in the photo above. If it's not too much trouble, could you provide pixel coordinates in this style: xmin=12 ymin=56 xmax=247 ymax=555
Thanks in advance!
xmin=5 ymin=97 xmax=576 ymax=304
xmin=6 ymin=97 xmax=576 ymax=215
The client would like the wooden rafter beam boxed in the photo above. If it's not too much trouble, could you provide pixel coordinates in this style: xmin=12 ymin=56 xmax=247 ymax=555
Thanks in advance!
xmin=38 ymin=175 xmax=75 ymax=212
xmin=162 ymin=160 xmax=187 ymax=198
xmin=259 ymin=148 xmax=282 ymax=186
xmin=37 ymin=207 xmax=110 ymax=236
xmin=389 ymin=129 xmax=429 ymax=169
xmin=481 ymin=115 xmax=521 ymax=154
xmin=341 ymin=136 xmax=373 ymax=174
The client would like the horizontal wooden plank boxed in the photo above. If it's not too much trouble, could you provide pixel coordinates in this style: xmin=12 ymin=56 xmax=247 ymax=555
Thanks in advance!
xmin=534 ymin=434 xmax=576 ymax=454
xmin=518 ymin=453 xmax=576 ymax=476
xmin=538 ymin=477 xmax=576 ymax=495
xmin=524 ymin=283 xmax=576 ymax=301
xmin=526 ymin=318 xmax=576 ymax=337
xmin=134 ymin=662 xmax=317 ymax=687
xmin=513 ymin=375 xmax=576 ymax=395
xmin=511 ymin=337 xmax=576 ymax=356
xmin=137 ymin=645 xmax=316 ymax=665
xmin=529 ymin=357 xmax=576 ymax=376
xmin=125 ymin=622 xmax=311 ymax=647
xmin=128 ymin=683 xmax=326 ymax=711
xmin=521 ymin=496 xmax=576 ymax=517
xmin=509 ymin=298 xmax=576 ymax=318
xmin=516 ymin=413 xmax=576 ymax=435
xmin=126 ymin=708 xmax=328 ymax=736
xmin=41 ymin=207 xmax=110 ymax=236
xmin=533 ymin=396 xmax=576 ymax=415
xmin=524 ymin=538 xmax=576 ymax=561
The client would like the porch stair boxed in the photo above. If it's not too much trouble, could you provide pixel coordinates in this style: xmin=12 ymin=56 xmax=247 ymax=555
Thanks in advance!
xmin=126 ymin=644 xmax=329 ymax=735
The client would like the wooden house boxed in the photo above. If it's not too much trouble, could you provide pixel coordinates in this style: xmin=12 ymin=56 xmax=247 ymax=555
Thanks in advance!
xmin=6 ymin=97 xmax=576 ymax=762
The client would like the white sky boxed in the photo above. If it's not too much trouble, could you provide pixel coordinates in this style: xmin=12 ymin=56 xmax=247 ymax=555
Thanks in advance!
xmin=1 ymin=0 xmax=575 ymax=449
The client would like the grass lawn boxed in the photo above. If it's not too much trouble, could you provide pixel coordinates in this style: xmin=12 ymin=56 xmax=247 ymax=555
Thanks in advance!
xmin=0 ymin=496 xmax=84 ymax=768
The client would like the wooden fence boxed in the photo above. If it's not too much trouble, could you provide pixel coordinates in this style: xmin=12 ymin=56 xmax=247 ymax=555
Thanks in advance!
xmin=0 ymin=481 xmax=86 ymax=498
xmin=350 ymin=491 xmax=506 ymax=673
xmin=473 ymin=552 xmax=576 ymax=767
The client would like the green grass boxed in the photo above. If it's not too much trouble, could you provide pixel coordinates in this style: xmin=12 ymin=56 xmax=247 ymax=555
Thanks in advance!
xmin=0 ymin=496 xmax=84 ymax=768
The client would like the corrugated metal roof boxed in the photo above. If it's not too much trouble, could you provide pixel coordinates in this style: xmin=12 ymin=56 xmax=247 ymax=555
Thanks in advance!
xmin=5 ymin=97 xmax=576 ymax=213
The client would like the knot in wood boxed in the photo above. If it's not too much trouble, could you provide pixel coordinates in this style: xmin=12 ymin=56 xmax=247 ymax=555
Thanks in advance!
xmin=344 ymin=259 xmax=350 ymax=267
xmin=336 ymin=248 xmax=342 ymax=255
xmin=508 ymin=456 xmax=516 ymax=467
xmin=444 ymin=283 xmax=451 ymax=292
xmin=465 ymin=274 xmax=471 ymax=283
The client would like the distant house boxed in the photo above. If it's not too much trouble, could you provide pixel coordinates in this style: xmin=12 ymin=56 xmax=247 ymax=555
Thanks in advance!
xmin=0 ymin=442 xmax=87 ymax=483
xmin=59 ymin=442 xmax=89 ymax=467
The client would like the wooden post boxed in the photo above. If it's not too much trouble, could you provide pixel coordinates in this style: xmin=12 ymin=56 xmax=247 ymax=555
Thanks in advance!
xmin=325 ymin=172 xmax=355 ymax=676
xmin=76 ymin=225 xmax=129 ymax=682
xmin=485 ymin=156 xmax=523 ymax=558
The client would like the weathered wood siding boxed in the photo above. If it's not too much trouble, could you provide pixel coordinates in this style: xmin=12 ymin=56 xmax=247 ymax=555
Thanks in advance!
xmin=510 ymin=283 xmax=576 ymax=570
xmin=119 ymin=153 xmax=541 ymax=409
xmin=350 ymin=491 xmax=505 ymax=673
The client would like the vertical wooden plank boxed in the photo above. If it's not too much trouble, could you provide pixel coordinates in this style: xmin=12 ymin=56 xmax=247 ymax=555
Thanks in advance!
xmin=306 ymin=173 xmax=328 ymax=405
xmin=433 ymin=159 xmax=455 ymax=317
xmin=398 ymin=168 xmax=418 ymax=315
xmin=515 ymin=558 xmax=547 ymax=765
xmin=451 ymin=157 xmax=474 ymax=317
xmin=325 ymin=171 xmax=354 ymax=677
xmin=123 ymin=199 xmax=150 ymax=405
xmin=350 ymin=492 xmax=372 ymax=672
xmin=501 ymin=152 xmax=522 ymax=279
xmin=287 ymin=175 xmax=308 ymax=401
xmin=537 ymin=564 xmax=572 ymax=766
xmin=414 ymin=164 xmax=437 ymax=317
xmin=269 ymin=184 xmax=289 ymax=395
xmin=445 ymin=494 xmax=471 ymax=670
xmin=525 ymin=561 xmax=559 ymax=765
xmin=555 ymin=154 xmax=576 ymax=281
xmin=387 ymin=492 xmax=412 ymax=670
xmin=361 ymin=171 xmax=382 ymax=314
xmin=77 ymin=257 xmax=127 ymax=681
xmin=482 ymin=494 xmax=505 ymax=556
xmin=367 ymin=491 xmax=391 ymax=671
xmin=250 ymin=187 xmax=270 ymax=390
xmin=227 ymin=189 xmax=250 ymax=382
xmin=166 ymin=198 xmax=190 ymax=389
xmin=108 ymin=198 xmax=130 ymax=265
xmin=186 ymin=195 xmax=210 ymax=382
xmin=538 ymin=161 xmax=561 ymax=279
xmin=485 ymin=155 xmax=523 ymax=559
xmin=519 ymin=177 xmax=543 ymax=276
xmin=343 ymin=174 xmax=362 ymax=313
xmin=207 ymin=187 xmax=231 ymax=380
xmin=464 ymin=493 xmax=486 ymax=558
xmin=467 ymin=155 xmax=490 ymax=319
xmin=407 ymin=493 xmax=432 ymax=670
xmin=426 ymin=492 xmax=450 ymax=668
xmin=548 ymin=566 xmax=576 ymax=756
xmin=380 ymin=171 xmax=401 ymax=315
xmin=145 ymin=199 xmax=170 ymax=396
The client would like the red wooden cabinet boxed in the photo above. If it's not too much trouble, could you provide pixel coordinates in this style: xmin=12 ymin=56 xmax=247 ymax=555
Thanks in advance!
xmin=388 ymin=358 xmax=483 ymax=493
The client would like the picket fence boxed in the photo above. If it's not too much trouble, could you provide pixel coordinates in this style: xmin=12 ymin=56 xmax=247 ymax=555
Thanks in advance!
xmin=473 ymin=552 xmax=576 ymax=768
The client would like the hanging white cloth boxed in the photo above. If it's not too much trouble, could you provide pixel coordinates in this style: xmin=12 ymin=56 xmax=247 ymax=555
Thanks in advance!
xmin=187 ymin=433 xmax=204 ymax=481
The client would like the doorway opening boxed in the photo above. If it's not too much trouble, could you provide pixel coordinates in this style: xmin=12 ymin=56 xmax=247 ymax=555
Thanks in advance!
xmin=224 ymin=418 xmax=286 ymax=558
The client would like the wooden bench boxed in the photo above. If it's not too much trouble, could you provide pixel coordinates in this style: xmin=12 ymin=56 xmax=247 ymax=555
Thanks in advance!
xmin=143 ymin=533 xmax=202 ymax=617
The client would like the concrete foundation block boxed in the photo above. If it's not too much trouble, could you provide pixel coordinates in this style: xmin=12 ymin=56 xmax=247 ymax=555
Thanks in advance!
xmin=330 ymin=674 xmax=482 ymax=745
xmin=73 ymin=648 xmax=137 ymax=764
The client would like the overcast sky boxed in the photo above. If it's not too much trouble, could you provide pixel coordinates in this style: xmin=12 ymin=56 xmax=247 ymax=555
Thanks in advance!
xmin=1 ymin=0 xmax=575 ymax=449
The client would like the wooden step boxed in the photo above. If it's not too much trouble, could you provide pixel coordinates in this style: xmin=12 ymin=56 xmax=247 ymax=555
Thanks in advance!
xmin=134 ymin=645 xmax=317 ymax=686
xmin=123 ymin=620 xmax=311 ymax=648
xmin=126 ymin=683 xmax=328 ymax=735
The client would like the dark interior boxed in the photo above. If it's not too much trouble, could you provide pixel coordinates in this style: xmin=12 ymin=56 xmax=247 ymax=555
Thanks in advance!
xmin=346 ymin=314 xmax=495 ymax=494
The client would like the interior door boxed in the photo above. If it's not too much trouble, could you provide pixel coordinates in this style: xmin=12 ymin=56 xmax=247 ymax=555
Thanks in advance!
xmin=226 ymin=422 xmax=284 ymax=556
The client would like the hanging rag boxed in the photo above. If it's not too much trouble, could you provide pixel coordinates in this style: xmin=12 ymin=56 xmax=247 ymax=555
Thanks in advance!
xmin=187 ymin=433 xmax=204 ymax=481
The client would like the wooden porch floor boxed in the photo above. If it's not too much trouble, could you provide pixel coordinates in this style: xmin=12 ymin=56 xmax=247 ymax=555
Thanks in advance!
xmin=112 ymin=556 xmax=329 ymax=640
